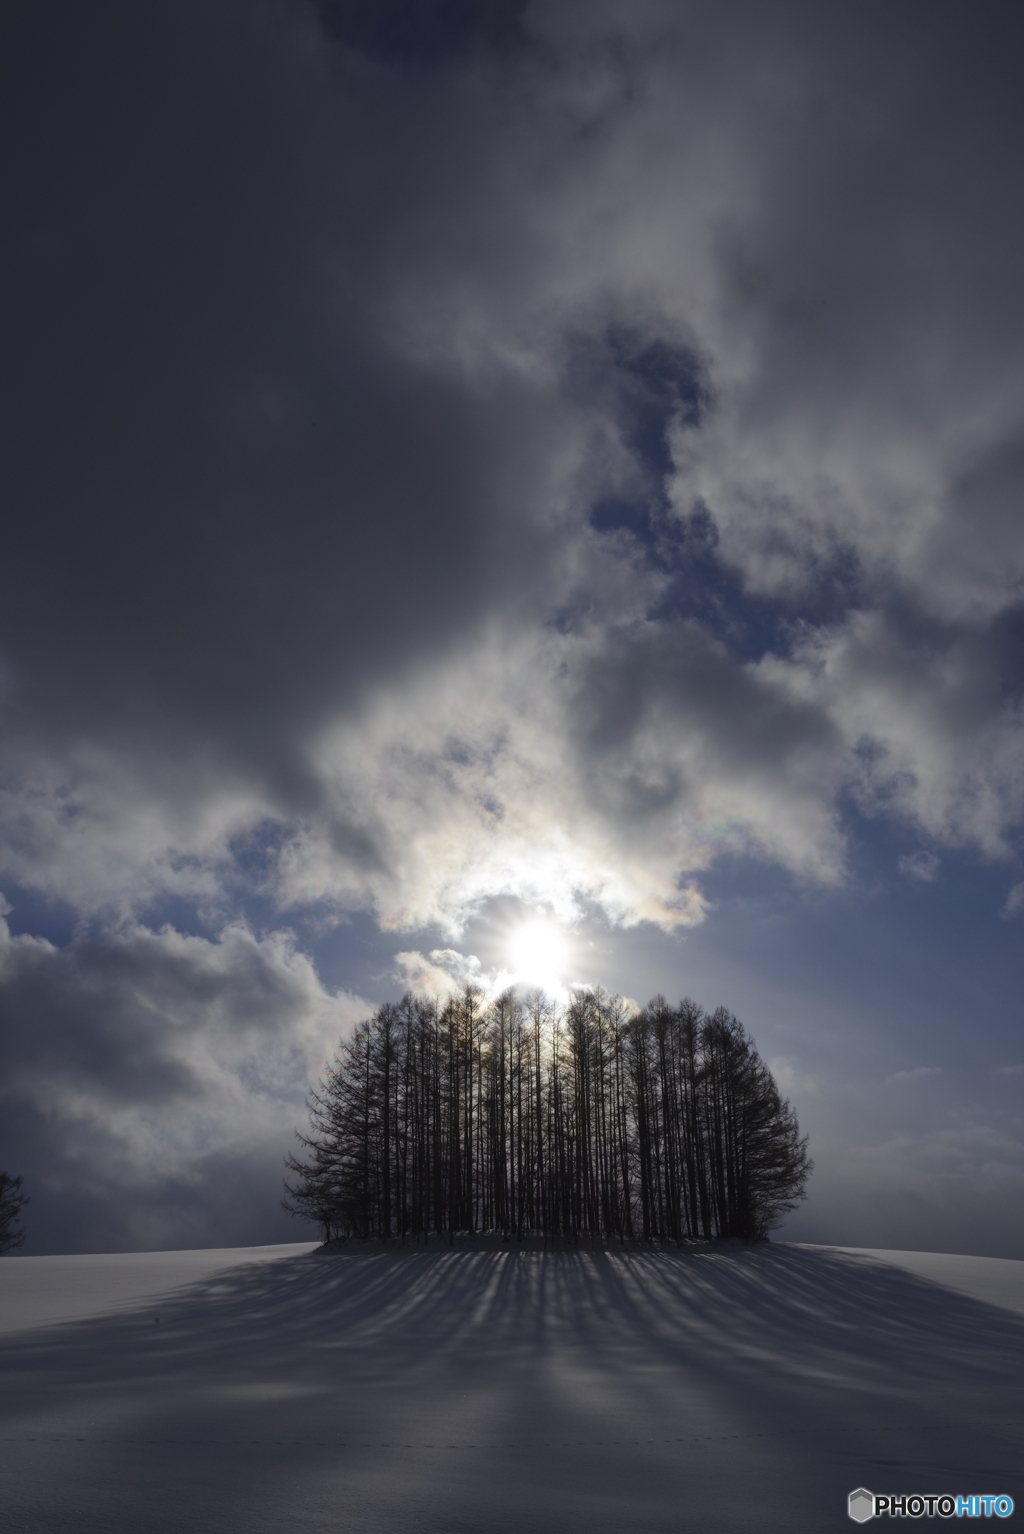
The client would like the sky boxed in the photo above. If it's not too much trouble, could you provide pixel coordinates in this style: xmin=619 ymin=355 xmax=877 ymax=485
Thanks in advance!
xmin=1 ymin=0 xmax=1023 ymax=1257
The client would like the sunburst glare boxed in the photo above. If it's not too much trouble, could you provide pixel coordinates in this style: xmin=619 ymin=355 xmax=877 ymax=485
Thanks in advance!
xmin=506 ymin=917 xmax=571 ymax=989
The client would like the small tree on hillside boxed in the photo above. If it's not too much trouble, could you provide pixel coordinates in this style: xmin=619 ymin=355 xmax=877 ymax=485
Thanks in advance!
xmin=0 ymin=1171 xmax=28 ymax=1254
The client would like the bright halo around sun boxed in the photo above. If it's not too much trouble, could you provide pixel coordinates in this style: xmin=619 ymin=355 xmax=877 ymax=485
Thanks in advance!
xmin=507 ymin=917 xmax=571 ymax=991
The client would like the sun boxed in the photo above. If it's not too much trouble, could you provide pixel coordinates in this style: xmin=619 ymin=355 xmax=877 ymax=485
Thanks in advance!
xmin=507 ymin=918 xmax=571 ymax=987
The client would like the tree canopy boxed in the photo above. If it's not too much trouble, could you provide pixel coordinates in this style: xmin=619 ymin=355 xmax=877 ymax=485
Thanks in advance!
xmin=284 ymin=988 xmax=811 ymax=1245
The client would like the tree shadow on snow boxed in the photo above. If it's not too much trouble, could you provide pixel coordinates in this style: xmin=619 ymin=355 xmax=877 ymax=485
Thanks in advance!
xmin=0 ymin=1244 xmax=1020 ymax=1532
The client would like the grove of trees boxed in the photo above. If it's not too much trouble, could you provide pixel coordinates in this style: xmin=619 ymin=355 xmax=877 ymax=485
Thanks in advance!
xmin=284 ymin=987 xmax=811 ymax=1246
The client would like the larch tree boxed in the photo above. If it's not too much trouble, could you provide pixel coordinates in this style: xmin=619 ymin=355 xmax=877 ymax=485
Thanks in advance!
xmin=0 ymin=1171 xmax=28 ymax=1254
xmin=284 ymin=988 xmax=811 ymax=1244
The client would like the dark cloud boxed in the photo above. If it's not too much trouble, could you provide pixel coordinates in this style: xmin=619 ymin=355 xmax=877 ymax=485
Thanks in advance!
xmin=0 ymin=912 xmax=364 ymax=1251
xmin=2 ymin=3 xmax=555 ymax=767
xmin=316 ymin=0 xmax=529 ymax=65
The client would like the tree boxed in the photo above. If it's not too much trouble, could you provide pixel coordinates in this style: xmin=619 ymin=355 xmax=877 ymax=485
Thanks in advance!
xmin=0 ymin=1171 xmax=28 ymax=1254
xmin=284 ymin=988 xmax=812 ymax=1244
xmin=697 ymin=1007 xmax=812 ymax=1239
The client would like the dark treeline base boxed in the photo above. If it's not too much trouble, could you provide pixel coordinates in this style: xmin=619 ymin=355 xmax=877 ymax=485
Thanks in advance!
xmin=284 ymin=989 xmax=812 ymax=1246
xmin=315 ymin=1231 xmax=760 ymax=1253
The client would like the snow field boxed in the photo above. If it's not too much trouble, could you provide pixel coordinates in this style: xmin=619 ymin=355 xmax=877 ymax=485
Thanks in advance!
xmin=0 ymin=1241 xmax=1021 ymax=1533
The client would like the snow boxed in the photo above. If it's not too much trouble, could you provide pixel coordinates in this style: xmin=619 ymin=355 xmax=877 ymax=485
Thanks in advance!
xmin=799 ymin=1244 xmax=1024 ymax=1318
xmin=0 ymin=1241 xmax=1021 ymax=1532
xmin=0 ymin=1243 xmax=318 ymax=1335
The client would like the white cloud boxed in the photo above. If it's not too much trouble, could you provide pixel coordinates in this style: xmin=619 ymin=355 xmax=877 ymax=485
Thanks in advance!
xmin=756 ymin=613 xmax=1024 ymax=862
xmin=269 ymin=617 xmax=851 ymax=933
xmin=889 ymin=1066 xmax=942 ymax=1083
xmin=766 ymin=1057 xmax=818 ymax=1097
xmin=898 ymin=851 xmax=940 ymax=883
xmin=393 ymin=948 xmax=487 ymax=1000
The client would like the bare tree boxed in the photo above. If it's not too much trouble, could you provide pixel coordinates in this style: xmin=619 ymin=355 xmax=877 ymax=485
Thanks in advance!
xmin=0 ymin=1171 xmax=28 ymax=1254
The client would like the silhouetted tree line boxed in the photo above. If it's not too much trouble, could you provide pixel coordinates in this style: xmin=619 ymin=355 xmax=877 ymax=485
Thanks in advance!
xmin=284 ymin=989 xmax=811 ymax=1245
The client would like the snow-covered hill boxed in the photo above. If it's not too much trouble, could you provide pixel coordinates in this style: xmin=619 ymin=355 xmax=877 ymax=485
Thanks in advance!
xmin=1 ymin=1241 xmax=1020 ymax=1532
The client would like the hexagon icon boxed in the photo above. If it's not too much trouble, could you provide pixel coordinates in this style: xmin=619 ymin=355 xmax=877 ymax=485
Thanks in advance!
xmin=848 ymin=1488 xmax=875 ymax=1523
